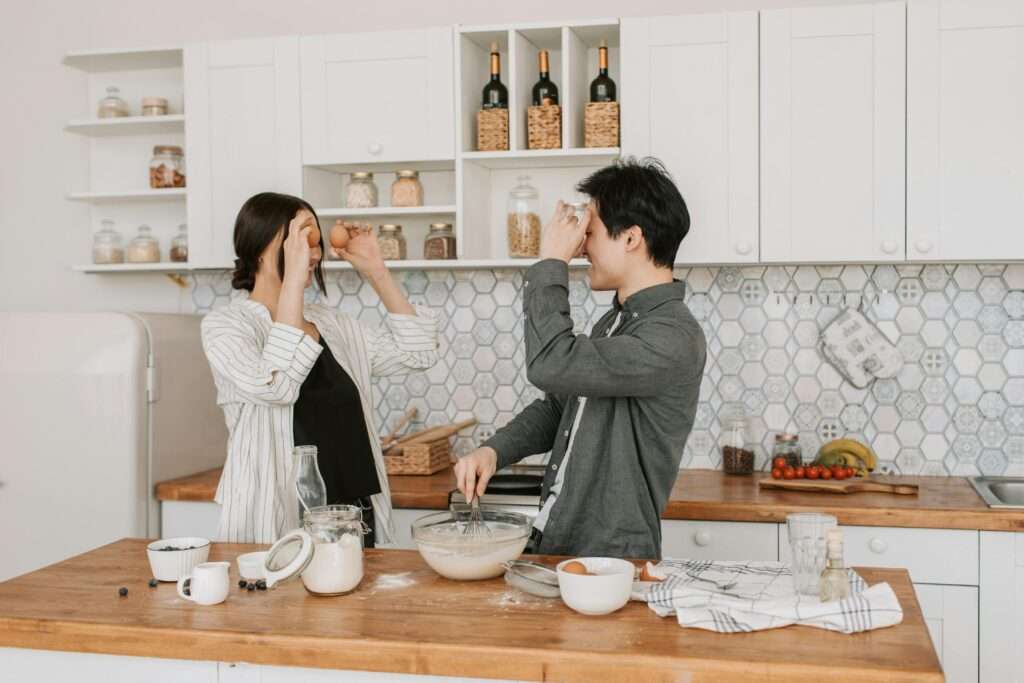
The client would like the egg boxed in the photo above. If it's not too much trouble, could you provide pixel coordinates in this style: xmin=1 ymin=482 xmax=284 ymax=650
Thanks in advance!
xmin=329 ymin=220 xmax=351 ymax=250
xmin=561 ymin=560 xmax=589 ymax=575
xmin=639 ymin=563 xmax=663 ymax=583
xmin=305 ymin=221 xmax=321 ymax=248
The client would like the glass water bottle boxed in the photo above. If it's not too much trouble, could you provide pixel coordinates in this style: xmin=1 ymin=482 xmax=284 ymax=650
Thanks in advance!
xmin=293 ymin=445 xmax=327 ymax=522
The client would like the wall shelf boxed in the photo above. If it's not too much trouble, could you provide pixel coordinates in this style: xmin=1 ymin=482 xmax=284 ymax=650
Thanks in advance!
xmin=74 ymin=259 xmax=590 ymax=273
xmin=72 ymin=263 xmax=192 ymax=273
xmin=305 ymin=158 xmax=456 ymax=175
xmin=66 ymin=115 xmax=185 ymax=137
xmin=461 ymin=147 xmax=620 ymax=169
xmin=69 ymin=189 xmax=187 ymax=203
xmin=63 ymin=46 xmax=183 ymax=72
xmin=316 ymin=205 xmax=457 ymax=219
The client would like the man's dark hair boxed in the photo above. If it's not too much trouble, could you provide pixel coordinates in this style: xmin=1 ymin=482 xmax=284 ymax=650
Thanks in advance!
xmin=576 ymin=157 xmax=690 ymax=268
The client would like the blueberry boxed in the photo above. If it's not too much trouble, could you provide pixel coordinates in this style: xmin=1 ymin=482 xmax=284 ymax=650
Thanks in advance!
xmin=149 ymin=579 xmax=158 ymax=588
xmin=256 ymin=580 xmax=267 ymax=591
xmin=118 ymin=587 xmax=128 ymax=597
xmin=239 ymin=579 xmax=247 ymax=589
xmin=246 ymin=582 xmax=256 ymax=591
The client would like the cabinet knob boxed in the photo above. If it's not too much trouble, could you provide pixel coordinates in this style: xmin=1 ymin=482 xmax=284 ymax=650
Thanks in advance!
xmin=367 ymin=143 xmax=383 ymax=156
xmin=734 ymin=241 xmax=752 ymax=256
xmin=694 ymin=530 xmax=712 ymax=547
xmin=868 ymin=537 xmax=888 ymax=554
xmin=881 ymin=240 xmax=897 ymax=254
xmin=915 ymin=239 xmax=933 ymax=254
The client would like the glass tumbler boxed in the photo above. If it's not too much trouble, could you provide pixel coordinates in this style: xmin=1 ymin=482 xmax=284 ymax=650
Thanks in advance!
xmin=786 ymin=512 xmax=838 ymax=595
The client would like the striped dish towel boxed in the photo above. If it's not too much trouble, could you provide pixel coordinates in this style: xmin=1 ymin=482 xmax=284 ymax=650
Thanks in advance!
xmin=633 ymin=559 xmax=903 ymax=634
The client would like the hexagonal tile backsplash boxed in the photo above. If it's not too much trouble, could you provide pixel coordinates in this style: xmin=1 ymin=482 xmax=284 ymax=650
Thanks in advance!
xmin=189 ymin=263 xmax=1024 ymax=477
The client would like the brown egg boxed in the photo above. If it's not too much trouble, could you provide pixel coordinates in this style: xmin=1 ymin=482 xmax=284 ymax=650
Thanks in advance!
xmin=561 ymin=560 xmax=589 ymax=575
xmin=305 ymin=221 xmax=321 ymax=248
xmin=329 ymin=220 xmax=351 ymax=250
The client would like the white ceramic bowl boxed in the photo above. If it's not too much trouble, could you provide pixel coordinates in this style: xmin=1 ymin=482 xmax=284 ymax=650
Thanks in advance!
xmin=411 ymin=509 xmax=531 ymax=581
xmin=146 ymin=537 xmax=211 ymax=582
xmin=236 ymin=551 xmax=268 ymax=581
xmin=556 ymin=557 xmax=635 ymax=616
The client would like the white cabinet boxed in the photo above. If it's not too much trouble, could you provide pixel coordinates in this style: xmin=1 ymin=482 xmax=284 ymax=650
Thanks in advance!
xmin=907 ymin=0 xmax=1024 ymax=261
xmin=185 ymin=38 xmax=302 ymax=268
xmin=980 ymin=531 xmax=1024 ymax=683
xmin=300 ymin=28 xmax=454 ymax=166
xmin=384 ymin=508 xmax=424 ymax=550
xmin=161 ymin=501 xmax=220 ymax=540
xmin=916 ymin=584 xmax=979 ymax=683
xmin=760 ymin=2 xmax=906 ymax=263
xmin=661 ymin=520 xmax=778 ymax=561
xmin=622 ymin=12 xmax=758 ymax=265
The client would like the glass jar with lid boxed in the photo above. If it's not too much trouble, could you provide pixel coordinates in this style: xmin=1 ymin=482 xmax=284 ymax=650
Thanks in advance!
xmin=345 ymin=172 xmax=378 ymax=208
xmin=772 ymin=433 xmax=803 ymax=469
xmin=169 ymin=224 xmax=188 ymax=262
xmin=378 ymin=224 xmax=406 ymax=260
xmin=720 ymin=416 xmax=755 ymax=475
xmin=423 ymin=222 xmax=456 ymax=260
xmin=149 ymin=145 xmax=186 ymax=188
xmin=141 ymin=97 xmax=168 ymax=117
xmin=92 ymin=220 xmax=124 ymax=264
xmin=391 ymin=170 xmax=423 ymax=207
xmin=126 ymin=225 xmax=161 ymax=263
xmin=507 ymin=175 xmax=540 ymax=258
xmin=97 ymin=86 xmax=129 ymax=118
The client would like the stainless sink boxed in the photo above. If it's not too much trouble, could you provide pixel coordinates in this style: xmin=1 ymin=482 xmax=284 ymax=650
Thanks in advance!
xmin=969 ymin=477 xmax=1024 ymax=508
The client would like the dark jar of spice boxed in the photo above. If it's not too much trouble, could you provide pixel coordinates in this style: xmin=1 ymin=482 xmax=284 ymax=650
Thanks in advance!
xmin=720 ymin=417 xmax=754 ymax=475
xmin=423 ymin=222 xmax=456 ymax=260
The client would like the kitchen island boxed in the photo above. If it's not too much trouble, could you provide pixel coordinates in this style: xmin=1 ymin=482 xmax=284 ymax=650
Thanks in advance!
xmin=0 ymin=539 xmax=941 ymax=682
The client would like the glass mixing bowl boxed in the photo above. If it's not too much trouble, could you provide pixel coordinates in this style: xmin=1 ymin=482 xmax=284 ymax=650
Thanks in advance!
xmin=411 ymin=507 xmax=531 ymax=581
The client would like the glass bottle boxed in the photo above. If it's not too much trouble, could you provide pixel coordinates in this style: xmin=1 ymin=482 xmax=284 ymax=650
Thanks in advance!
xmin=423 ymin=222 xmax=456 ymax=260
xmin=293 ymin=445 xmax=327 ymax=521
xmin=482 ymin=42 xmax=508 ymax=109
xmin=506 ymin=175 xmax=540 ymax=258
xmin=169 ymin=224 xmax=188 ymax=262
xmin=92 ymin=220 xmax=124 ymax=264
xmin=97 ymin=86 xmax=129 ymax=118
xmin=345 ymin=172 xmax=378 ymax=208
xmin=532 ymin=49 xmax=559 ymax=106
xmin=589 ymin=40 xmax=617 ymax=102
xmin=126 ymin=225 xmax=161 ymax=263
xmin=819 ymin=528 xmax=850 ymax=602
xmin=721 ymin=417 xmax=754 ymax=475
xmin=772 ymin=433 xmax=803 ymax=469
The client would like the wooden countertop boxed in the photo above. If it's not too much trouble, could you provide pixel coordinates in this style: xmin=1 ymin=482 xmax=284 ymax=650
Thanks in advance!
xmin=157 ymin=466 xmax=1024 ymax=532
xmin=0 ymin=539 xmax=941 ymax=682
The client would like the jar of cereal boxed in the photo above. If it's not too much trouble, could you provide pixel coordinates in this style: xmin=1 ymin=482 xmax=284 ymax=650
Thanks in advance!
xmin=507 ymin=175 xmax=540 ymax=258
xmin=345 ymin=172 xmax=378 ymax=208
xmin=390 ymin=170 xmax=423 ymax=207
xmin=378 ymin=224 xmax=406 ymax=260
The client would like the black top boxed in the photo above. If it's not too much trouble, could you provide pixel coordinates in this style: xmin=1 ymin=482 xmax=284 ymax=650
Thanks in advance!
xmin=293 ymin=335 xmax=381 ymax=503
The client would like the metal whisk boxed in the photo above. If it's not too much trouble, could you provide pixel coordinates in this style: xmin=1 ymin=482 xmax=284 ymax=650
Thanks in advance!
xmin=462 ymin=495 xmax=492 ymax=538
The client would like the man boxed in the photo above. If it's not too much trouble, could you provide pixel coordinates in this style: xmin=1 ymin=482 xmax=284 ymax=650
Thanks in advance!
xmin=454 ymin=157 xmax=707 ymax=559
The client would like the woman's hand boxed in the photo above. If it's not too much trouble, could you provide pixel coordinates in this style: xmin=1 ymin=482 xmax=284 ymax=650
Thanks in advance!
xmin=283 ymin=211 xmax=315 ymax=286
xmin=335 ymin=223 xmax=385 ymax=278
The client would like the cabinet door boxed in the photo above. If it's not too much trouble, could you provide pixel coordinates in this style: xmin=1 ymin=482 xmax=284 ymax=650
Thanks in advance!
xmin=185 ymin=38 xmax=302 ymax=268
xmin=661 ymin=520 xmax=778 ymax=561
xmin=908 ymin=0 xmax=1024 ymax=261
xmin=915 ymin=584 xmax=979 ymax=683
xmin=301 ymin=28 xmax=454 ymax=165
xmin=622 ymin=13 xmax=758 ymax=265
xmin=760 ymin=3 xmax=906 ymax=263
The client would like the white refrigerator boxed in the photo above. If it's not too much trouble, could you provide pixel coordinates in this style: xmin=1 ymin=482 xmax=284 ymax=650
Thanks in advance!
xmin=0 ymin=312 xmax=228 ymax=581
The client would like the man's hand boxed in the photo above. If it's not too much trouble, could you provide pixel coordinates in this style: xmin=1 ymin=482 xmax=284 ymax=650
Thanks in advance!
xmin=539 ymin=201 xmax=590 ymax=263
xmin=453 ymin=447 xmax=498 ymax=503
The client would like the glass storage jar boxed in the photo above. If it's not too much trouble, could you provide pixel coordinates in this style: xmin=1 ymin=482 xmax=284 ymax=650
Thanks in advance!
xmin=299 ymin=505 xmax=368 ymax=595
xmin=423 ymin=222 xmax=456 ymax=260
xmin=169 ymin=224 xmax=188 ymax=262
xmin=345 ymin=172 xmax=378 ymax=208
xmin=126 ymin=225 xmax=161 ymax=263
xmin=391 ymin=170 xmax=423 ymax=207
xmin=92 ymin=220 xmax=124 ymax=264
xmin=507 ymin=175 xmax=540 ymax=258
xmin=97 ymin=86 xmax=129 ymax=118
xmin=772 ymin=433 xmax=803 ymax=469
xmin=720 ymin=417 xmax=755 ymax=475
xmin=141 ymin=96 xmax=168 ymax=116
xmin=378 ymin=224 xmax=406 ymax=260
xmin=149 ymin=145 xmax=186 ymax=188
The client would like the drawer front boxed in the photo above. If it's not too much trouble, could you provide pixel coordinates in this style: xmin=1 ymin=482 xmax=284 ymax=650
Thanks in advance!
xmin=661 ymin=520 xmax=778 ymax=561
xmin=782 ymin=525 xmax=978 ymax=585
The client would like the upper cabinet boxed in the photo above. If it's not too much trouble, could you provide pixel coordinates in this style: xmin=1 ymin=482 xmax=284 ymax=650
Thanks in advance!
xmin=300 ymin=28 xmax=454 ymax=166
xmin=184 ymin=38 xmax=302 ymax=268
xmin=622 ymin=12 xmax=759 ymax=265
xmin=760 ymin=2 xmax=906 ymax=263
xmin=908 ymin=0 xmax=1024 ymax=261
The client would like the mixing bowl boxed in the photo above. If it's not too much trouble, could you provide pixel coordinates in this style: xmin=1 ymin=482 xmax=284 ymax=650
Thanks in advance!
xmin=411 ymin=508 xmax=531 ymax=580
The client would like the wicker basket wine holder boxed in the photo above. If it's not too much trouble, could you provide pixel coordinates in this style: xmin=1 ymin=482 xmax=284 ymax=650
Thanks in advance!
xmin=527 ymin=105 xmax=561 ymax=150
xmin=584 ymin=102 xmax=620 ymax=148
xmin=477 ymin=108 xmax=509 ymax=151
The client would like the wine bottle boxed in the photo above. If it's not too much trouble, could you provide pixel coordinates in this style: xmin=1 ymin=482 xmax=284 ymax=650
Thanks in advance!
xmin=589 ymin=40 xmax=617 ymax=103
xmin=531 ymin=49 xmax=559 ymax=106
xmin=482 ymin=42 xmax=508 ymax=109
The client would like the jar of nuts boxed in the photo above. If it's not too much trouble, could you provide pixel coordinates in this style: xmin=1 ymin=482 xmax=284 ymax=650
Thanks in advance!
xmin=507 ymin=175 xmax=540 ymax=258
xmin=391 ymin=170 xmax=423 ymax=207
xmin=423 ymin=222 xmax=456 ymax=260
xmin=720 ymin=417 xmax=754 ymax=475
xmin=345 ymin=172 xmax=378 ymax=208
xmin=169 ymin=224 xmax=188 ymax=262
xmin=149 ymin=146 xmax=185 ymax=189
xmin=378 ymin=224 xmax=406 ymax=260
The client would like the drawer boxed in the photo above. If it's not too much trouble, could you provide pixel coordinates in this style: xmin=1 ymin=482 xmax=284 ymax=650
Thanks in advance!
xmin=661 ymin=520 xmax=778 ymax=561
xmin=781 ymin=525 xmax=978 ymax=586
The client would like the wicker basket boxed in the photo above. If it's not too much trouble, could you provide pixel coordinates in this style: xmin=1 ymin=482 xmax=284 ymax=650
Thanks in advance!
xmin=477 ymin=108 xmax=509 ymax=151
xmin=584 ymin=102 xmax=620 ymax=148
xmin=527 ymin=105 xmax=561 ymax=150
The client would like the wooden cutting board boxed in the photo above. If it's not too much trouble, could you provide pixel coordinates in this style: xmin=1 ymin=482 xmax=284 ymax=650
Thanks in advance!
xmin=759 ymin=477 xmax=919 ymax=495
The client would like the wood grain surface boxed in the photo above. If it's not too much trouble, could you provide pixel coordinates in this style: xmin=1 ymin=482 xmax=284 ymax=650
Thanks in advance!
xmin=0 ymin=539 xmax=942 ymax=683
xmin=759 ymin=477 xmax=920 ymax=495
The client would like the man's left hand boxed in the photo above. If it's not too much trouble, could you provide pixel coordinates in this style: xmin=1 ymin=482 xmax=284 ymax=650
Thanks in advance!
xmin=539 ymin=201 xmax=589 ymax=263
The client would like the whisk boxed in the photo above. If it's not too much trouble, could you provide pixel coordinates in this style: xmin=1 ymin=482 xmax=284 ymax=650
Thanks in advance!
xmin=462 ymin=495 xmax=492 ymax=538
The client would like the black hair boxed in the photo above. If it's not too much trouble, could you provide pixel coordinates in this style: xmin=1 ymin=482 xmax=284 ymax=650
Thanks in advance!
xmin=230 ymin=192 xmax=326 ymax=294
xmin=576 ymin=156 xmax=690 ymax=268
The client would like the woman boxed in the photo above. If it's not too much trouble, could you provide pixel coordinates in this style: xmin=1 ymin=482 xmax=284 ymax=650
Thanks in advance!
xmin=202 ymin=192 xmax=439 ymax=545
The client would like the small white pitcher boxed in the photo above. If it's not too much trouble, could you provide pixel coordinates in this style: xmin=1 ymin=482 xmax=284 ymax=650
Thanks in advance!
xmin=177 ymin=561 xmax=230 ymax=606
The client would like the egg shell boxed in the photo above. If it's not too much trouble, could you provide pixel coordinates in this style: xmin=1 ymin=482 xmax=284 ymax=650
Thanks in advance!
xmin=561 ymin=560 xmax=589 ymax=575
xmin=329 ymin=221 xmax=351 ymax=249
xmin=305 ymin=222 xmax=321 ymax=248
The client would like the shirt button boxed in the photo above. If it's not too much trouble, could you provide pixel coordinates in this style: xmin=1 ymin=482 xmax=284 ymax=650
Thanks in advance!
xmin=563 ymin=430 xmax=569 ymax=437
xmin=551 ymin=464 xmax=558 ymax=471
xmin=524 ymin=280 xmax=530 ymax=287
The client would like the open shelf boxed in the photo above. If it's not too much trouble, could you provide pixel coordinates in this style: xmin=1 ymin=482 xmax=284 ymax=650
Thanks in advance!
xmin=63 ymin=46 xmax=183 ymax=73
xmin=66 ymin=115 xmax=185 ymax=137
xmin=72 ymin=262 xmax=192 ymax=273
xmin=461 ymin=147 xmax=619 ymax=169
xmin=316 ymin=205 xmax=456 ymax=219
xmin=69 ymin=189 xmax=187 ymax=203
xmin=324 ymin=258 xmax=591 ymax=271
xmin=305 ymin=158 xmax=455 ymax=175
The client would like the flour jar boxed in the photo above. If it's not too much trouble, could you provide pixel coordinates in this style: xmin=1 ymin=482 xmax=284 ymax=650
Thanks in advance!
xmin=263 ymin=505 xmax=368 ymax=596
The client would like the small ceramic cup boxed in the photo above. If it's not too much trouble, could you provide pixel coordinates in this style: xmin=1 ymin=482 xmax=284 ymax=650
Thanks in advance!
xmin=177 ymin=561 xmax=230 ymax=606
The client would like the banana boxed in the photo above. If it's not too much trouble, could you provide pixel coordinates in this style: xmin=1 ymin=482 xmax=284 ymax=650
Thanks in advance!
xmin=813 ymin=451 xmax=848 ymax=468
xmin=819 ymin=439 xmax=877 ymax=471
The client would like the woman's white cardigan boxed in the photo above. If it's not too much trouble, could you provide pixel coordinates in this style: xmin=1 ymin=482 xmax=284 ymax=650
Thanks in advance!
xmin=201 ymin=297 xmax=439 ymax=544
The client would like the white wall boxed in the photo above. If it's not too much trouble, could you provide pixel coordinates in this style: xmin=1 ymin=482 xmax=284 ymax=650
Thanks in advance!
xmin=0 ymin=0 xmax=866 ymax=313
